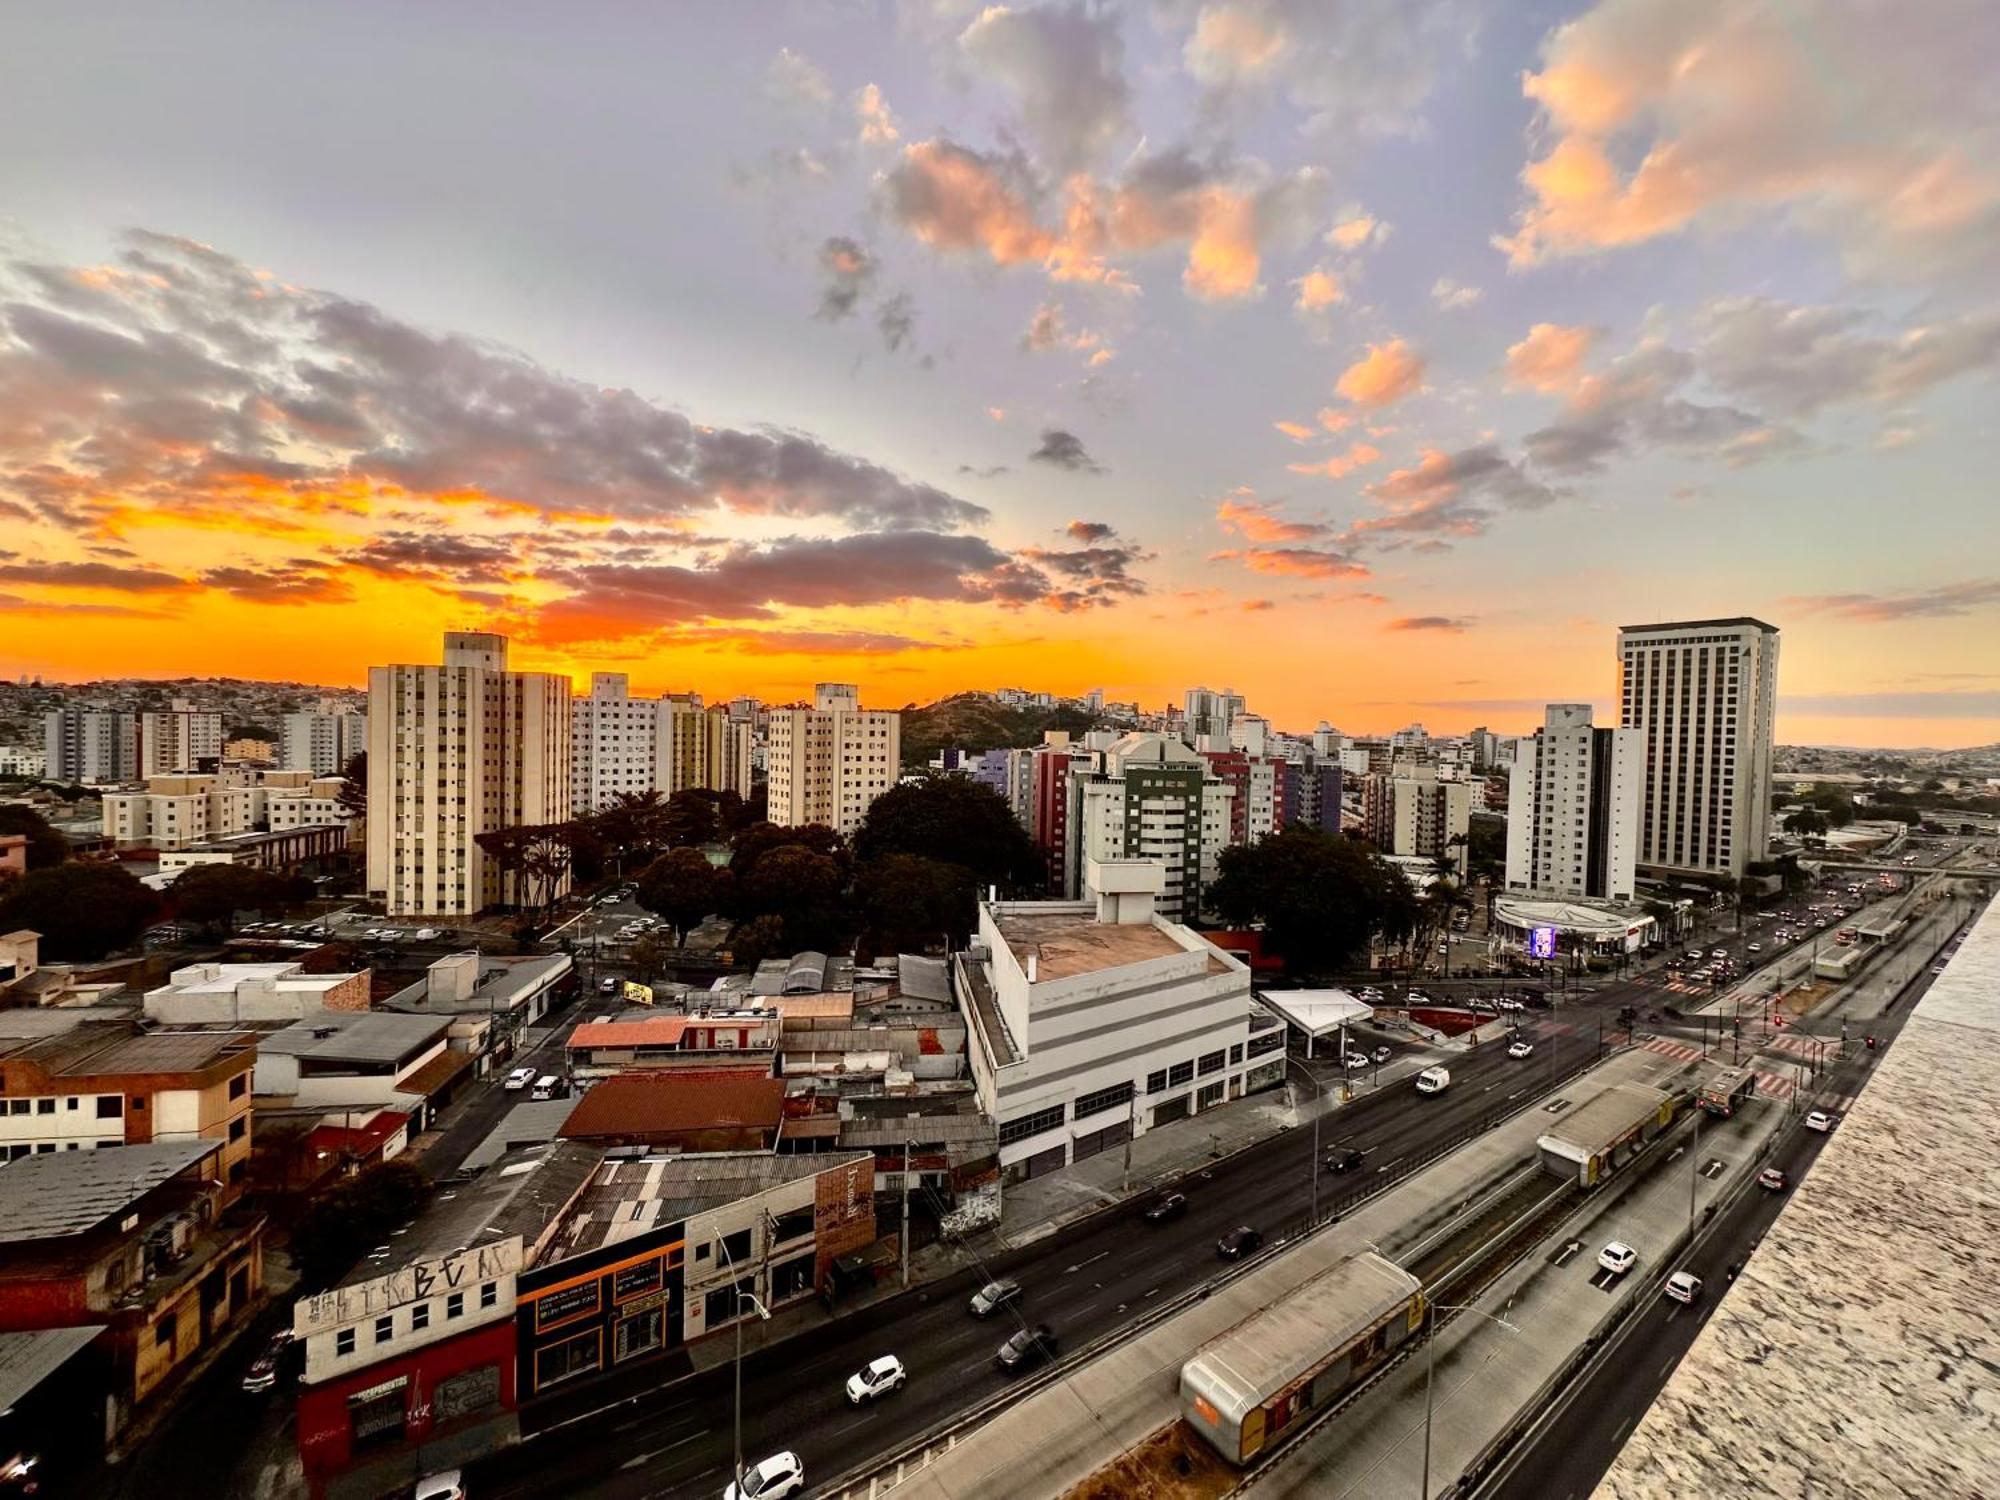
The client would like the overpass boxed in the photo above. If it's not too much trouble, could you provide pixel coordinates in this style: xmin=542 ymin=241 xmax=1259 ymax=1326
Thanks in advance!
xmin=1800 ymin=857 xmax=1988 ymax=877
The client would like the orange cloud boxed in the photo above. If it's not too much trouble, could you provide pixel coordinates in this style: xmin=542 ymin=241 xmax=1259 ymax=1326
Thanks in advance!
xmin=855 ymin=83 xmax=900 ymax=145
xmin=1182 ymin=188 xmax=1263 ymax=301
xmin=1293 ymin=266 xmax=1342 ymax=312
xmin=1505 ymin=322 xmax=1598 ymax=392
xmin=1184 ymin=4 xmax=1288 ymax=82
xmin=1215 ymin=546 xmax=1369 ymax=580
xmin=1286 ymin=441 xmax=1383 ymax=479
xmin=1317 ymin=407 xmax=1354 ymax=434
xmin=1216 ymin=491 xmax=1326 ymax=543
xmin=1272 ymin=420 xmax=1315 ymax=441
xmin=1334 ymin=340 xmax=1425 ymax=408
xmin=1325 ymin=210 xmax=1386 ymax=251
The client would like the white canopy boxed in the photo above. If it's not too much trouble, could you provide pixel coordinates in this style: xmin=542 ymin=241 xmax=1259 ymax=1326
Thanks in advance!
xmin=1256 ymin=989 xmax=1374 ymax=1038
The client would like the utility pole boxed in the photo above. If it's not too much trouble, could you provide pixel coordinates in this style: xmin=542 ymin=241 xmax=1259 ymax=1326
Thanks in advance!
xmin=1688 ymin=1103 xmax=1700 ymax=1237
xmin=900 ymin=1135 xmax=913 ymax=1288
xmin=1121 ymin=1092 xmax=1135 ymax=1193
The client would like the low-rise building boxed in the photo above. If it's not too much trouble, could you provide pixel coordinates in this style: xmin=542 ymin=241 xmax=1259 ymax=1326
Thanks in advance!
xmin=564 ymin=1010 xmax=779 ymax=1079
xmin=556 ymin=1072 xmax=787 ymax=1152
xmin=957 ymin=859 xmax=1273 ymax=1183
xmin=143 ymin=961 xmax=370 ymax=1025
xmin=0 ymin=1021 xmax=256 ymax=1189
xmin=382 ymin=952 xmax=574 ymax=1034
xmin=253 ymin=1012 xmax=454 ymax=1120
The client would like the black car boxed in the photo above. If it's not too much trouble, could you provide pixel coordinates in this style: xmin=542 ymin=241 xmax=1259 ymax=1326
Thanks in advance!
xmin=1216 ymin=1226 xmax=1263 ymax=1260
xmin=241 ymin=1330 xmax=297 ymax=1394
xmin=995 ymin=1325 xmax=1059 ymax=1372
xmin=1322 ymin=1147 xmax=1365 ymax=1174
xmin=1141 ymin=1192 xmax=1187 ymax=1224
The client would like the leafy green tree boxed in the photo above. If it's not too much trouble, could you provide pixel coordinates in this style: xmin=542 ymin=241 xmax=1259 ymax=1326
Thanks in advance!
xmin=853 ymin=773 xmax=1040 ymax=891
xmin=728 ymin=821 xmax=848 ymax=889
xmin=336 ymin=751 xmax=367 ymax=821
xmin=661 ymin=789 xmax=732 ymax=849
xmin=0 ymin=862 xmax=160 ymax=960
xmin=1208 ymin=827 xmax=1412 ymax=976
xmin=627 ymin=932 xmax=671 ymax=981
xmin=0 ymin=806 xmax=70 ymax=870
xmin=1782 ymin=806 xmax=1829 ymax=843
xmin=854 ymin=853 xmax=976 ymax=956
xmin=171 ymin=863 xmax=289 ymax=934
xmin=735 ymin=845 xmax=849 ymax=952
xmin=635 ymin=846 xmax=733 ymax=944
xmin=727 ymin=913 xmax=786 ymax=970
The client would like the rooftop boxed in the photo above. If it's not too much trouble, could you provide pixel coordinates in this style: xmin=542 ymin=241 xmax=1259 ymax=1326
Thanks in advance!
xmin=567 ymin=1017 xmax=689 ymax=1049
xmin=1617 ymin=616 xmax=1779 ymax=635
xmin=1600 ymin=895 xmax=2000 ymax=1497
xmin=258 ymin=1010 xmax=449 ymax=1065
xmin=557 ymin=1073 xmax=786 ymax=1140
xmin=1537 ymin=1081 xmax=1673 ymax=1157
xmin=0 ymin=1139 xmax=217 ymax=1243
xmin=991 ymin=909 xmax=1186 ymax=982
xmin=546 ymin=1150 xmax=871 ymax=1259
xmin=0 ymin=1327 xmax=101 ymax=1412
xmin=0 ymin=1020 xmax=251 ymax=1078
xmin=151 ymin=960 xmax=358 ymax=996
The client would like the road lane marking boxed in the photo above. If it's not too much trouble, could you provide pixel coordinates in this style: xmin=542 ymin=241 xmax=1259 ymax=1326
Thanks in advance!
xmin=1064 ymin=1250 xmax=1109 ymax=1274
xmin=621 ymin=1432 xmax=702 ymax=1469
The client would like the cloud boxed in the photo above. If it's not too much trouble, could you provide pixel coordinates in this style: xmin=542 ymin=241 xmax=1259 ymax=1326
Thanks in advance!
xmin=855 ymin=83 xmax=901 ymax=145
xmin=1213 ymin=545 xmax=1370 ymax=579
xmin=1065 ymin=519 xmax=1116 ymax=542
xmin=1324 ymin=208 xmax=1389 ymax=251
xmin=765 ymin=47 xmax=832 ymax=109
xmin=1241 ymin=598 xmax=1275 ymax=612
xmin=198 ymin=563 xmax=355 ymax=604
xmin=876 ymin=291 xmax=917 ymax=352
xmin=1293 ymin=266 xmax=1343 ymax=312
xmin=1523 ymin=342 xmax=1784 ymax=474
xmin=1386 ymin=615 xmax=1470 ymax=632
xmin=1029 ymin=428 xmax=1103 ymax=472
xmin=1691 ymin=298 xmax=2000 ymax=419
xmin=0 ymin=232 xmax=989 ymax=536
xmin=1498 ymin=0 xmax=2000 ymax=282
xmin=1777 ymin=690 xmax=2000 ymax=719
xmin=1783 ymin=579 xmax=2000 ymax=623
xmin=341 ymin=531 xmax=517 ymax=586
xmin=1341 ymin=444 xmax=1559 ymax=551
xmin=1272 ymin=420 xmax=1315 ymax=441
xmin=1334 ymin=339 xmax=1426 ymax=407
xmin=1430 ymin=277 xmax=1482 ymax=310
xmin=1505 ymin=322 xmax=1598 ymax=392
xmin=1286 ymin=441 xmax=1383 ymax=479
xmin=815 ymin=236 xmax=877 ymax=320
xmin=0 ymin=559 xmax=187 ymax=592
xmin=1181 ymin=0 xmax=1480 ymax=148
xmin=1015 ymin=535 xmax=1150 ymax=609
xmin=958 ymin=1 xmax=1132 ymax=173
xmin=1020 ymin=301 xmax=1102 ymax=355
xmin=1216 ymin=491 xmax=1327 ymax=542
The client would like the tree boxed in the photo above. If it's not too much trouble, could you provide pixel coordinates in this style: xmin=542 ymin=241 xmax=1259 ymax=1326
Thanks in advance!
xmin=854 ymin=853 xmax=977 ymax=956
xmin=735 ymin=845 xmax=849 ymax=953
xmin=1208 ymin=827 xmax=1411 ymax=976
xmin=336 ymin=751 xmax=367 ymax=821
xmin=635 ymin=847 xmax=733 ymax=944
xmin=627 ymin=932 xmax=671 ymax=982
xmin=1782 ymin=806 xmax=1829 ymax=844
xmin=171 ymin=863 xmax=289 ymax=934
xmin=661 ymin=789 xmax=729 ymax=849
xmin=729 ymin=821 xmax=849 ymax=889
xmin=519 ymin=826 xmax=574 ymax=919
xmin=853 ymin=774 xmax=1040 ymax=891
xmin=591 ymin=790 xmax=670 ymax=875
xmin=0 ymin=862 xmax=160 ymax=960
xmin=726 ymin=913 xmax=786 ymax=970
xmin=227 ymin=722 xmax=277 ymax=743
xmin=0 ymin=806 xmax=70 ymax=871
xmin=290 ymin=1161 xmax=430 ymax=1290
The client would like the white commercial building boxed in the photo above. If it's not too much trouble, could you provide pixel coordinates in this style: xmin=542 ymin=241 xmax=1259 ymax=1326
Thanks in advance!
xmin=571 ymin=673 xmax=659 ymax=814
xmin=956 ymin=860 xmax=1283 ymax=1182
xmin=281 ymin=709 xmax=366 ymax=775
xmin=0 ymin=745 xmax=44 ymax=777
xmin=366 ymin=632 xmax=571 ymax=917
xmin=1618 ymin=617 xmax=1780 ymax=880
xmin=765 ymin=683 xmax=900 ymax=835
xmin=1505 ymin=704 xmax=1643 ymax=903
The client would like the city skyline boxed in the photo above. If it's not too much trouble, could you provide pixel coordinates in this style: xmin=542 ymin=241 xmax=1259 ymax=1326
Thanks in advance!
xmin=3 ymin=2 xmax=1998 ymax=748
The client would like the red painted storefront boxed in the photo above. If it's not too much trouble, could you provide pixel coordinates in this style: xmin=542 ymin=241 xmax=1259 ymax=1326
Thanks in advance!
xmin=297 ymin=1320 xmax=516 ymax=1486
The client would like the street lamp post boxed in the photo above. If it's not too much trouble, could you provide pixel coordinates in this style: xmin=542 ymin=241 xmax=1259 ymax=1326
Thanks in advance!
xmin=731 ymin=1286 xmax=771 ymax=1497
xmin=1421 ymin=1300 xmax=1519 ymax=1500
xmin=1286 ymin=1055 xmax=1322 ymax=1227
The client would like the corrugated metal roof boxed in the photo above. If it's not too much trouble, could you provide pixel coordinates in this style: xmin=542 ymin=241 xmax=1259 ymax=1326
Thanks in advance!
xmin=567 ymin=1018 xmax=688 ymax=1049
xmin=0 ymin=1327 xmax=102 ymax=1410
xmin=558 ymin=1074 xmax=785 ymax=1139
xmin=0 ymin=1139 xmax=217 ymax=1243
xmin=1538 ymin=1082 xmax=1673 ymax=1156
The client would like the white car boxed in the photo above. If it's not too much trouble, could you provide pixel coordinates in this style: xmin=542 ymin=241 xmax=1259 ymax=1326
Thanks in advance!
xmin=1344 ymin=1052 xmax=1370 ymax=1070
xmin=1406 ymin=992 xmax=1433 ymax=1006
xmin=846 ymin=1354 xmax=906 ymax=1405
xmin=1746 ymin=942 xmax=1762 ymax=953
xmin=726 ymin=1451 xmax=805 ymax=1500
xmin=415 ymin=927 xmax=442 ymax=940
xmin=504 ymin=1067 xmax=537 ymax=1091
xmin=1598 ymin=1241 xmax=1638 ymax=1276
xmin=1663 ymin=1270 xmax=1702 ymax=1304
xmin=1496 ymin=997 xmax=1523 ymax=1011
xmin=1804 ymin=1110 xmax=1838 ymax=1133
xmin=414 ymin=1470 xmax=465 ymax=1500
xmin=1507 ymin=1040 xmax=1533 ymax=1059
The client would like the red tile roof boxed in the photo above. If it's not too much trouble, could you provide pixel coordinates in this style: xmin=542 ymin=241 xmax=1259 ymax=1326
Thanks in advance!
xmin=567 ymin=1018 xmax=689 ymax=1049
xmin=558 ymin=1074 xmax=785 ymax=1140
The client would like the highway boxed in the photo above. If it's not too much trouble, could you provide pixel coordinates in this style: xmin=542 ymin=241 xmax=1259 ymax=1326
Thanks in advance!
xmin=465 ymin=1016 xmax=1616 ymax=1500
xmin=1473 ymin=905 xmax=1973 ymax=1500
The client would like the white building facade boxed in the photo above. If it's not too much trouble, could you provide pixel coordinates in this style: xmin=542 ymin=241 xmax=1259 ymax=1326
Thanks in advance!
xmin=571 ymin=673 xmax=659 ymax=814
xmin=1617 ymin=617 xmax=1780 ymax=879
xmin=138 ymin=707 xmax=224 ymax=776
xmin=1505 ymin=704 xmax=1643 ymax=903
xmin=765 ymin=683 xmax=900 ymax=835
xmin=281 ymin=710 xmax=366 ymax=775
xmin=43 ymin=708 xmax=137 ymax=784
xmin=366 ymin=632 xmax=572 ymax=916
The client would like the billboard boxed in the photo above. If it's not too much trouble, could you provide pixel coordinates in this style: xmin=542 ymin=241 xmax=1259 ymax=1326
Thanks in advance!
xmin=623 ymin=980 xmax=655 ymax=1005
xmin=1528 ymin=925 xmax=1558 ymax=960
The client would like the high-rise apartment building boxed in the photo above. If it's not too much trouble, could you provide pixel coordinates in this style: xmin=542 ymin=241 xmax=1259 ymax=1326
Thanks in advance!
xmin=280 ymin=708 xmax=366 ymax=775
xmin=43 ymin=708 xmax=138 ymax=784
xmin=1617 ymin=618 xmax=1779 ymax=879
xmin=1063 ymin=733 xmax=1233 ymax=923
xmin=1504 ymin=705 xmax=1643 ymax=903
xmin=138 ymin=705 xmax=224 ymax=776
xmin=765 ymin=684 xmax=900 ymax=835
xmin=704 ymin=706 xmax=755 ymax=800
xmin=571 ymin=673 xmax=658 ymax=814
xmin=654 ymin=693 xmax=711 ymax=796
xmin=1362 ymin=759 xmax=1471 ymax=871
xmin=366 ymin=632 xmax=571 ymax=916
xmin=1182 ymin=686 xmax=1244 ymax=749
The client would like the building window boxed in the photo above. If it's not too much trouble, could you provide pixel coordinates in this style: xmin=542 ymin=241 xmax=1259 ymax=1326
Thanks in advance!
xmin=614 ymin=1306 xmax=664 ymax=1363
xmin=1229 ymin=1044 xmax=1244 ymax=1065
xmin=1073 ymin=1081 xmax=1135 ymax=1120
xmin=229 ymin=1074 xmax=247 ymax=1099
xmin=229 ymin=1117 xmax=246 ymax=1142
xmin=1167 ymin=1060 xmax=1195 ymax=1088
xmin=481 ymin=1282 xmax=498 ymax=1309
xmin=334 ymin=1327 xmax=354 ymax=1358
xmin=375 ymin=1315 xmax=393 ymax=1344
xmin=998 ymin=1103 xmax=1066 ymax=1146
xmin=534 ymin=1329 xmax=601 ymax=1391
xmin=446 ymin=1292 xmax=465 ymax=1320
xmin=34 ymin=1098 xmax=53 ymax=1116
xmin=6 ymin=1101 xmax=25 ymax=1117
xmin=1198 ymin=1050 xmax=1226 ymax=1077
xmin=411 ymin=1303 xmax=430 ymax=1331
xmin=1146 ymin=1069 xmax=1169 ymax=1095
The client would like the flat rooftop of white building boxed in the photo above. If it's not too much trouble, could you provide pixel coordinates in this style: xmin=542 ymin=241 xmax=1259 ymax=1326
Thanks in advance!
xmin=990 ymin=907 xmax=1189 ymax=982
xmin=1599 ymin=895 xmax=2000 ymax=1498
xmin=154 ymin=961 xmax=356 ymax=995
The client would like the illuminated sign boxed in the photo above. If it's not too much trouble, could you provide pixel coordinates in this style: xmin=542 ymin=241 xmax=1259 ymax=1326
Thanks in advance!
xmin=1528 ymin=926 xmax=1558 ymax=960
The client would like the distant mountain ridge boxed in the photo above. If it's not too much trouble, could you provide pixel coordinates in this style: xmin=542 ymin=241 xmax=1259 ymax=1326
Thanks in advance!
xmin=897 ymin=692 xmax=1100 ymax=768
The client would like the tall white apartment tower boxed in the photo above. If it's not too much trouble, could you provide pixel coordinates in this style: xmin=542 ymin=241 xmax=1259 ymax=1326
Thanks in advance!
xmin=43 ymin=709 xmax=138 ymax=784
xmin=366 ymin=631 xmax=572 ymax=916
xmin=281 ymin=708 xmax=366 ymax=775
xmin=571 ymin=673 xmax=658 ymax=813
xmin=1505 ymin=704 xmax=1643 ymax=902
xmin=1617 ymin=617 xmax=1779 ymax=879
xmin=138 ymin=704 xmax=224 ymax=776
xmin=765 ymin=683 xmax=900 ymax=835
xmin=1182 ymin=687 xmax=1244 ymax=749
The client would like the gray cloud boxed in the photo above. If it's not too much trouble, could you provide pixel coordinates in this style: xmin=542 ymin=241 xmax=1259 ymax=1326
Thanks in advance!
xmin=199 ymin=563 xmax=355 ymax=604
xmin=1783 ymin=579 xmax=2000 ymax=622
xmin=1065 ymin=519 xmax=1115 ymax=542
xmin=959 ymin=1 xmax=1133 ymax=173
xmin=876 ymin=291 xmax=916 ymax=352
xmin=1030 ymin=428 xmax=1103 ymax=472
xmin=1386 ymin=614 xmax=1470 ymax=632
xmin=0 ymin=559 xmax=187 ymax=592
xmin=815 ymin=236 xmax=877 ymax=320
xmin=1524 ymin=344 xmax=1786 ymax=475
xmin=1340 ymin=443 xmax=1558 ymax=552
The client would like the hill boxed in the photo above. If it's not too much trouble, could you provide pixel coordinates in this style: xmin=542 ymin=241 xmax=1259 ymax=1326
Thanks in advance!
xmin=897 ymin=693 xmax=1100 ymax=767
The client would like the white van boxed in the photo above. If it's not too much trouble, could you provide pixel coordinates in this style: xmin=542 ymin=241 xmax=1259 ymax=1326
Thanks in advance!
xmin=1415 ymin=1066 xmax=1451 ymax=1095
xmin=530 ymin=1075 xmax=562 ymax=1101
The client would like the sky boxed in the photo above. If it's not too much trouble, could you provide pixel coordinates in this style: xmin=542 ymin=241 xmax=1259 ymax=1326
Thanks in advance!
xmin=1 ymin=0 xmax=1997 ymax=748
